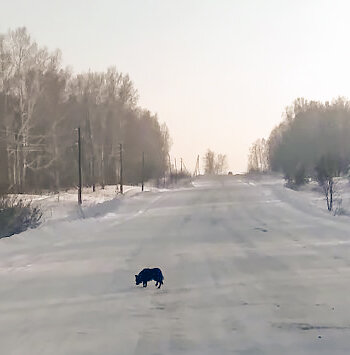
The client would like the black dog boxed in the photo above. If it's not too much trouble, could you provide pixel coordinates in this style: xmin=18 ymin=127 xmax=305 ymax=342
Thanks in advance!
xmin=135 ymin=268 xmax=164 ymax=288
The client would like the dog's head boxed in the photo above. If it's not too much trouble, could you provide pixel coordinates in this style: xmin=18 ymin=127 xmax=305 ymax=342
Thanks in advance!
xmin=135 ymin=274 xmax=141 ymax=285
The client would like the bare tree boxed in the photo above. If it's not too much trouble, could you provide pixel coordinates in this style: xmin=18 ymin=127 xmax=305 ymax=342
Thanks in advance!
xmin=315 ymin=156 xmax=339 ymax=211
xmin=203 ymin=150 xmax=228 ymax=175
xmin=248 ymin=138 xmax=268 ymax=172
xmin=203 ymin=149 xmax=215 ymax=174
xmin=215 ymin=154 xmax=228 ymax=174
xmin=2 ymin=28 xmax=60 ymax=191
xmin=0 ymin=27 xmax=171 ymax=193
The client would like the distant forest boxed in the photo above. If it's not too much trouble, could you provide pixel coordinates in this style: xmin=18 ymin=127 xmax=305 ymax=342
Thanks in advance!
xmin=248 ymin=97 xmax=350 ymax=183
xmin=0 ymin=27 xmax=171 ymax=193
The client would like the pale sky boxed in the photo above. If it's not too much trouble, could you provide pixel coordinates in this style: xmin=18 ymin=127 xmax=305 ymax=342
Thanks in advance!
xmin=1 ymin=0 xmax=350 ymax=173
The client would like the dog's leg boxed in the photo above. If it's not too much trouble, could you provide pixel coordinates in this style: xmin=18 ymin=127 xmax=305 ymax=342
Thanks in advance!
xmin=143 ymin=282 xmax=147 ymax=287
xmin=155 ymin=281 xmax=158 ymax=287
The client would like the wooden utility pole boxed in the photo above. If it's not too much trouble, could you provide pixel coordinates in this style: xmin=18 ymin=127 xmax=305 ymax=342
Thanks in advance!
xmin=168 ymin=154 xmax=172 ymax=175
xmin=119 ymin=143 xmax=123 ymax=194
xmin=92 ymin=155 xmax=95 ymax=192
xmin=167 ymin=153 xmax=172 ymax=183
xmin=194 ymin=155 xmax=200 ymax=176
xmin=174 ymin=158 xmax=178 ymax=183
xmin=180 ymin=158 xmax=183 ymax=173
xmin=141 ymin=151 xmax=145 ymax=192
xmin=86 ymin=109 xmax=95 ymax=192
xmin=78 ymin=127 xmax=82 ymax=205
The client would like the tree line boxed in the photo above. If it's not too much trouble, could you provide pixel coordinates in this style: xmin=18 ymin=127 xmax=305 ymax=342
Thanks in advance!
xmin=248 ymin=97 xmax=350 ymax=210
xmin=0 ymin=27 xmax=171 ymax=194
xmin=203 ymin=149 xmax=228 ymax=175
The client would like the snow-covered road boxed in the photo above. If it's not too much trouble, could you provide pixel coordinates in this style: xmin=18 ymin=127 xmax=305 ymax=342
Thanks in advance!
xmin=1 ymin=176 xmax=350 ymax=354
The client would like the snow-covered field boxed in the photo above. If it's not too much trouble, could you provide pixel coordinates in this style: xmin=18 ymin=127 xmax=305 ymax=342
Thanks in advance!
xmin=1 ymin=175 xmax=350 ymax=354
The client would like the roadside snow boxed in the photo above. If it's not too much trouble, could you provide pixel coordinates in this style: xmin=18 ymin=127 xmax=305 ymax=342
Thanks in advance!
xmin=244 ymin=174 xmax=350 ymax=218
xmin=11 ymin=185 xmax=147 ymax=224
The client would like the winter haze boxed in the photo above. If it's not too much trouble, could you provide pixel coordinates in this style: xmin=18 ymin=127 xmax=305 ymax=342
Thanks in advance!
xmin=3 ymin=1 xmax=350 ymax=355
xmin=2 ymin=0 xmax=350 ymax=172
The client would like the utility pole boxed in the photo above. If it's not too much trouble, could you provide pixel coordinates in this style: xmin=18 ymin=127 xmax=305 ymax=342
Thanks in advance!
xmin=168 ymin=153 xmax=172 ymax=183
xmin=78 ymin=127 xmax=82 ymax=205
xmin=86 ymin=109 xmax=95 ymax=192
xmin=168 ymin=154 xmax=172 ymax=175
xmin=92 ymin=155 xmax=95 ymax=192
xmin=180 ymin=158 xmax=183 ymax=173
xmin=141 ymin=151 xmax=145 ymax=192
xmin=194 ymin=155 xmax=200 ymax=176
xmin=174 ymin=158 xmax=178 ymax=183
xmin=182 ymin=161 xmax=188 ymax=174
xmin=119 ymin=143 xmax=123 ymax=194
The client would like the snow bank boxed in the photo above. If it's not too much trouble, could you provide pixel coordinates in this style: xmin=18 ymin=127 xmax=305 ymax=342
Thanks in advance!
xmin=9 ymin=185 xmax=147 ymax=224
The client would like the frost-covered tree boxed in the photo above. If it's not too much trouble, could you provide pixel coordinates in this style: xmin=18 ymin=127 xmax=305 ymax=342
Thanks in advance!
xmin=267 ymin=97 xmax=350 ymax=185
xmin=203 ymin=149 xmax=228 ymax=175
xmin=0 ymin=27 xmax=171 ymax=193
xmin=247 ymin=138 xmax=268 ymax=172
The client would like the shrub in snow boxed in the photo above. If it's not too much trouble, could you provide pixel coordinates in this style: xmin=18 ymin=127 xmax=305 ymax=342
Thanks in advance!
xmin=315 ymin=156 xmax=339 ymax=211
xmin=333 ymin=198 xmax=349 ymax=216
xmin=0 ymin=196 xmax=42 ymax=239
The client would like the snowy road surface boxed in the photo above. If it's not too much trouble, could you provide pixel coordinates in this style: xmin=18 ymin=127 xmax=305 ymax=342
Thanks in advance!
xmin=1 ymin=176 xmax=350 ymax=354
